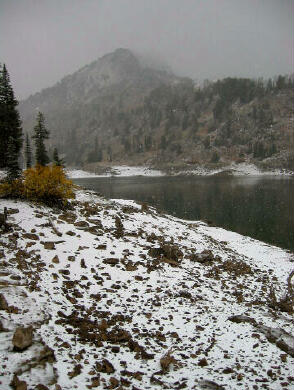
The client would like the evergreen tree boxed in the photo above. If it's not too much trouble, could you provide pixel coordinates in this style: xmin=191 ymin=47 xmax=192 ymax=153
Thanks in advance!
xmin=53 ymin=147 xmax=64 ymax=166
xmin=6 ymin=136 xmax=21 ymax=181
xmin=32 ymin=112 xmax=50 ymax=166
xmin=0 ymin=63 xmax=23 ymax=168
xmin=25 ymin=133 xmax=32 ymax=168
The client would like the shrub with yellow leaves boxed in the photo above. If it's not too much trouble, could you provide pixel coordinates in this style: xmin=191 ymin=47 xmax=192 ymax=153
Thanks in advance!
xmin=0 ymin=165 xmax=75 ymax=207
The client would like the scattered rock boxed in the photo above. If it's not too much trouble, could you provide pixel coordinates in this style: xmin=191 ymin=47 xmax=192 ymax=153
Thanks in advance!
xmin=12 ymin=326 xmax=33 ymax=351
xmin=96 ymin=359 xmax=115 ymax=374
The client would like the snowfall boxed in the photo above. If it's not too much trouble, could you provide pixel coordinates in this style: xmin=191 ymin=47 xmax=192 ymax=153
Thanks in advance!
xmin=0 ymin=186 xmax=293 ymax=390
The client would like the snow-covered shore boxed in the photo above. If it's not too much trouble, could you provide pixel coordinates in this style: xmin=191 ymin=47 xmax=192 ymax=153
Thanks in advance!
xmin=67 ymin=163 xmax=293 ymax=178
xmin=0 ymin=189 xmax=293 ymax=389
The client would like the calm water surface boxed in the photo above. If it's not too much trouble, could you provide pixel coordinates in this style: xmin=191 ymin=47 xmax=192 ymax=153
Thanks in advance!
xmin=73 ymin=176 xmax=294 ymax=252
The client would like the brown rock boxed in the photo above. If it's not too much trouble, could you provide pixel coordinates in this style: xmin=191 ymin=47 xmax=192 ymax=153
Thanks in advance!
xmin=12 ymin=326 xmax=33 ymax=351
xmin=198 ymin=380 xmax=225 ymax=389
xmin=109 ymin=377 xmax=119 ymax=388
xmin=190 ymin=250 xmax=215 ymax=264
xmin=43 ymin=242 xmax=55 ymax=250
xmin=125 ymin=262 xmax=138 ymax=271
xmin=10 ymin=374 xmax=27 ymax=390
xmin=103 ymin=258 xmax=119 ymax=266
xmin=59 ymin=269 xmax=70 ymax=275
xmin=35 ymin=385 xmax=49 ymax=390
xmin=96 ymin=244 xmax=107 ymax=250
xmin=74 ymin=220 xmax=89 ymax=228
xmin=66 ymin=230 xmax=76 ymax=236
xmin=0 ymin=293 xmax=8 ymax=310
xmin=0 ymin=319 xmax=6 ymax=332
xmin=58 ymin=212 xmax=76 ymax=223
xmin=22 ymin=233 xmax=39 ymax=241
xmin=7 ymin=208 xmax=19 ymax=215
xmin=68 ymin=364 xmax=82 ymax=378
xmin=96 ymin=359 xmax=115 ymax=374
xmin=52 ymin=255 xmax=60 ymax=264
xmin=198 ymin=357 xmax=208 ymax=367
xmin=88 ymin=377 xmax=100 ymax=388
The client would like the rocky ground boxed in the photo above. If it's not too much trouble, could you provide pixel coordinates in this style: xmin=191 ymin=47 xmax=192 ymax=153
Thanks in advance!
xmin=0 ymin=189 xmax=293 ymax=390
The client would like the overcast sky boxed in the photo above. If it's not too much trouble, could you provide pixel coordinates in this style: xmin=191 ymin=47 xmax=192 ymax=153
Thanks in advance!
xmin=0 ymin=0 xmax=293 ymax=99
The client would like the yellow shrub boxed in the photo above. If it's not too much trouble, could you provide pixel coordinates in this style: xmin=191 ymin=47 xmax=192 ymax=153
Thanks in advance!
xmin=0 ymin=165 xmax=75 ymax=206
xmin=22 ymin=165 xmax=75 ymax=205
xmin=0 ymin=178 xmax=23 ymax=198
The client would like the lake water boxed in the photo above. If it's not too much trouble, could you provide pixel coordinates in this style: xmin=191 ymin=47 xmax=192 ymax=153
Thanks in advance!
xmin=73 ymin=176 xmax=294 ymax=252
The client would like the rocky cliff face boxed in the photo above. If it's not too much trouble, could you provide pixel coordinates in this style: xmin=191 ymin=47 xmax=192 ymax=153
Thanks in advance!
xmin=19 ymin=49 xmax=293 ymax=170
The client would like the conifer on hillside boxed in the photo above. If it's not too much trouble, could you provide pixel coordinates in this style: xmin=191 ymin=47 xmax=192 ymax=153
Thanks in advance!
xmin=25 ymin=133 xmax=32 ymax=168
xmin=53 ymin=147 xmax=65 ymax=167
xmin=6 ymin=136 xmax=21 ymax=181
xmin=32 ymin=111 xmax=50 ymax=166
xmin=0 ymin=63 xmax=23 ymax=169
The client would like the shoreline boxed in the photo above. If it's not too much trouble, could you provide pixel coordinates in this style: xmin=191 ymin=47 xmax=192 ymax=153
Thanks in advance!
xmin=67 ymin=163 xmax=294 ymax=179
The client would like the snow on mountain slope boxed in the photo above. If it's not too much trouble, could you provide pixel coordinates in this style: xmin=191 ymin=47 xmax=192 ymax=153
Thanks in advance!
xmin=0 ymin=189 xmax=293 ymax=389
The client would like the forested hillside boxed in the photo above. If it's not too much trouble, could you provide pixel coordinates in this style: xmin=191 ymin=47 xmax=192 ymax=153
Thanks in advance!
xmin=19 ymin=49 xmax=294 ymax=171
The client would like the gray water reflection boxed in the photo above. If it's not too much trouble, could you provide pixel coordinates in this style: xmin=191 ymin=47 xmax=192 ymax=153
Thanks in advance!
xmin=73 ymin=176 xmax=294 ymax=252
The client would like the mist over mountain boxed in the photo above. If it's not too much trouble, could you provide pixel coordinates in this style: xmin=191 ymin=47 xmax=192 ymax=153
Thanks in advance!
xmin=19 ymin=48 xmax=294 ymax=171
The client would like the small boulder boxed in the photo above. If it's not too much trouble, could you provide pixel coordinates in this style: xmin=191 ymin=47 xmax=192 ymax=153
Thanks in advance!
xmin=52 ymin=255 xmax=60 ymax=264
xmin=12 ymin=326 xmax=33 ymax=351
xmin=190 ymin=250 xmax=215 ymax=264
xmin=103 ymin=258 xmax=119 ymax=266
xmin=43 ymin=242 xmax=55 ymax=250
xmin=96 ymin=359 xmax=115 ymax=374
xmin=0 ymin=293 xmax=8 ymax=310
xmin=74 ymin=220 xmax=89 ymax=228
xmin=66 ymin=230 xmax=76 ymax=236
xmin=10 ymin=374 xmax=27 ymax=390
xmin=35 ymin=385 xmax=49 ymax=390
xmin=22 ymin=233 xmax=39 ymax=241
